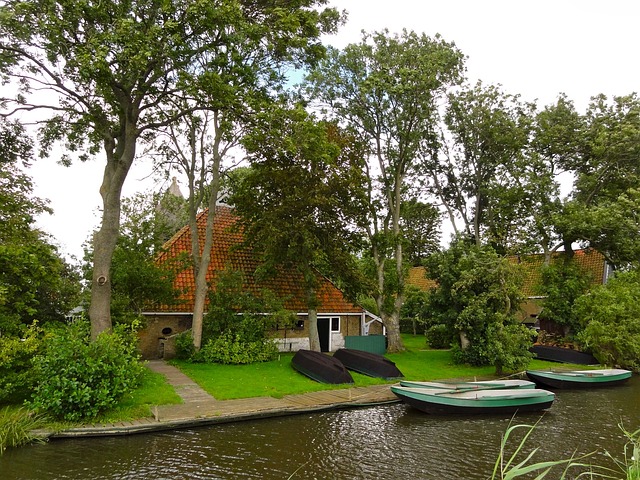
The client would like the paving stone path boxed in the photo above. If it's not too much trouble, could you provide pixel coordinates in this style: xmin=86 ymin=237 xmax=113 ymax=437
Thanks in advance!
xmin=50 ymin=360 xmax=399 ymax=438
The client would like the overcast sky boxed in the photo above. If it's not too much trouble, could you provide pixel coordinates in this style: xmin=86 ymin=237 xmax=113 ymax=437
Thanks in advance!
xmin=30 ymin=1 xmax=640 ymax=260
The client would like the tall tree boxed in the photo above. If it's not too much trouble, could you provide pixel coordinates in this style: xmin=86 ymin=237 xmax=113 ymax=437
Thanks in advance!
xmin=0 ymin=0 xmax=341 ymax=339
xmin=154 ymin=110 xmax=239 ymax=350
xmin=424 ymin=81 xmax=534 ymax=251
xmin=0 ymin=118 xmax=80 ymax=335
xmin=526 ymin=94 xmax=582 ymax=261
xmin=305 ymin=29 xmax=464 ymax=352
xmin=556 ymin=94 xmax=640 ymax=267
xmin=232 ymin=105 xmax=369 ymax=352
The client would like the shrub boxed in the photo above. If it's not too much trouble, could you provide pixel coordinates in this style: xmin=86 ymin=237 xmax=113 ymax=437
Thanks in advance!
xmin=425 ymin=324 xmax=453 ymax=349
xmin=174 ymin=330 xmax=196 ymax=361
xmin=200 ymin=332 xmax=279 ymax=365
xmin=28 ymin=321 xmax=145 ymax=421
xmin=575 ymin=269 xmax=640 ymax=372
xmin=536 ymin=260 xmax=594 ymax=336
xmin=0 ymin=324 xmax=46 ymax=403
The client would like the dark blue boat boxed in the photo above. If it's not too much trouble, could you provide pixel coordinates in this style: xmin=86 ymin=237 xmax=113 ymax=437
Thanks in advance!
xmin=291 ymin=349 xmax=354 ymax=384
xmin=530 ymin=345 xmax=598 ymax=365
xmin=333 ymin=348 xmax=403 ymax=379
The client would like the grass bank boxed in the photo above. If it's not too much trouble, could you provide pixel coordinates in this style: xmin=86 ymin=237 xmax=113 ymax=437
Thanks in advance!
xmin=171 ymin=334 xmax=568 ymax=400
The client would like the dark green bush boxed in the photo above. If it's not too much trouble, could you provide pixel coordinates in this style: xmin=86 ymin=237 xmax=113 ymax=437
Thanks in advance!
xmin=575 ymin=269 xmax=640 ymax=372
xmin=200 ymin=332 xmax=279 ymax=365
xmin=174 ymin=330 xmax=196 ymax=361
xmin=0 ymin=324 xmax=46 ymax=404
xmin=425 ymin=324 xmax=453 ymax=349
xmin=28 ymin=321 xmax=144 ymax=421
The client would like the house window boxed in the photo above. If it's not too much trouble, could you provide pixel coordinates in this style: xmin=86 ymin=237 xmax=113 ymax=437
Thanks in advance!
xmin=296 ymin=319 xmax=305 ymax=330
xmin=331 ymin=317 xmax=340 ymax=332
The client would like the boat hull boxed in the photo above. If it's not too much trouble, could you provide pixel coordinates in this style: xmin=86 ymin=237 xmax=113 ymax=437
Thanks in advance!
xmin=526 ymin=369 xmax=632 ymax=389
xmin=391 ymin=385 xmax=555 ymax=415
xmin=292 ymin=350 xmax=354 ymax=384
xmin=333 ymin=348 xmax=403 ymax=379
xmin=530 ymin=345 xmax=598 ymax=365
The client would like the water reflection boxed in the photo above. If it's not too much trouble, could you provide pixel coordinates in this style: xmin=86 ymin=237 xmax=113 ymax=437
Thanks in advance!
xmin=2 ymin=377 xmax=638 ymax=479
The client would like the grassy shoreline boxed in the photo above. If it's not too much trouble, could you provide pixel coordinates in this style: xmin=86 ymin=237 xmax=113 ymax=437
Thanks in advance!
xmin=1 ymin=334 xmax=585 ymax=446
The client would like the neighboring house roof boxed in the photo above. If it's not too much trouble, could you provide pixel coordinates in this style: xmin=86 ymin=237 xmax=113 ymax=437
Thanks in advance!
xmin=152 ymin=205 xmax=364 ymax=314
xmin=513 ymin=249 xmax=607 ymax=297
xmin=407 ymin=249 xmax=608 ymax=297
xmin=407 ymin=266 xmax=438 ymax=292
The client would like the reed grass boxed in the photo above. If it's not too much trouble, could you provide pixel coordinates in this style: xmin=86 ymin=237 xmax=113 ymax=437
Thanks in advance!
xmin=0 ymin=407 xmax=46 ymax=455
xmin=490 ymin=420 xmax=640 ymax=480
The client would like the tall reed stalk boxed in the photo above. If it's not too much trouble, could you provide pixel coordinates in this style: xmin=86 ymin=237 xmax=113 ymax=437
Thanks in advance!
xmin=491 ymin=420 xmax=640 ymax=480
xmin=0 ymin=407 xmax=46 ymax=455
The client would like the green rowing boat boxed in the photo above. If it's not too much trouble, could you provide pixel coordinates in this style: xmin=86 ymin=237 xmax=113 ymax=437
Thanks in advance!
xmin=526 ymin=369 xmax=632 ymax=389
xmin=390 ymin=385 xmax=555 ymax=415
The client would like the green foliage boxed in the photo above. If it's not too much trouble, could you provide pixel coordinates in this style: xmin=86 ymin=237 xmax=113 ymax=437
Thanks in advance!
xmin=175 ymin=330 xmax=196 ymax=361
xmin=0 ymin=119 xmax=81 ymax=333
xmin=555 ymin=94 xmax=640 ymax=267
xmin=0 ymin=407 xmax=46 ymax=455
xmin=400 ymin=199 xmax=442 ymax=266
xmin=0 ymin=324 xmax=47 ymax=404
xmin=29 ymin=321 xmax=144 ymax=421
xmin=559 ymin=190 xmax=640 ymax=269
xmin=233 ymin=105 xmax=370 ymax=304
xmin=490 ymin=421 xmax=640 ymax=479
xmin=200 ymin=332 xmax=279 ymax=365
xmin=425 ymin=237 xmax=533 ymax=373
xmin=537 ymin=259 xmax=595 ymax=335
xmin=426 ymin=81 xmax=537 ymax=251
xmin=0 ymin=0 xmax=342 ymax=339
xmin=401 ymin=286 xmax=431 ymax=323
xmin=425 ymin=324 xmax=453 ymax=349
xmin=575 ymin=269 xmax=640 ymax=372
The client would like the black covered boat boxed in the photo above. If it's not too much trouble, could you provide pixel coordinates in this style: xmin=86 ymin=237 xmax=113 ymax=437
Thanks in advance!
xmin=291 ymin=349 xmax=354 ymax=384
xmin=530 ymin=345 xmax=598 ymax=365
xmin=333 ymin=348 xmax=403 ymax=379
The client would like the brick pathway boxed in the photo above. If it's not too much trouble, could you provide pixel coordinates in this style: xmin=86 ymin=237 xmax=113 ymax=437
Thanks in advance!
xmin=50 ymin=360 xmax=399 ymax=438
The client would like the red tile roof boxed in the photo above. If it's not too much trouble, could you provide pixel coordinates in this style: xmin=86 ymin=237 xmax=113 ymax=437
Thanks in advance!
xmin=407 ymin=249 xmax=607 ymax=297
xmin=407 ymin=267 xmax=438 ymax=292
xmin=512 ymin=249 xmax=607 ymax=296
xmin=154 ymin=206 xmax=363 ymax=314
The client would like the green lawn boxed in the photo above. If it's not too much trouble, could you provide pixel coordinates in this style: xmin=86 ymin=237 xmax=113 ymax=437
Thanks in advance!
xmin=170 ymin=334 xmax=577 ymax=400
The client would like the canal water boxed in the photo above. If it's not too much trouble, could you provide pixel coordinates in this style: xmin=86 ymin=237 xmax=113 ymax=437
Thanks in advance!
xmin=2 ymin=376 xmax=639 ymax=479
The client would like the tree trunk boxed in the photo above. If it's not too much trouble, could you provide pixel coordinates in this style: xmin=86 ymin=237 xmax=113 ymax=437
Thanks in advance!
xmin=308 ymin=306 xmax=321 ymax=352
xmin=184 ymin=112 xmax=224 ymax=351
xmin=89 ymin=135 xmax=136 ymax=340
xmin=385 ymin=310 xmax=403 ymax=353
xmin=305 ymin=283 xmax=321 ymax=352
xmin=191 ymin=197 xmax=218 ymax=350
